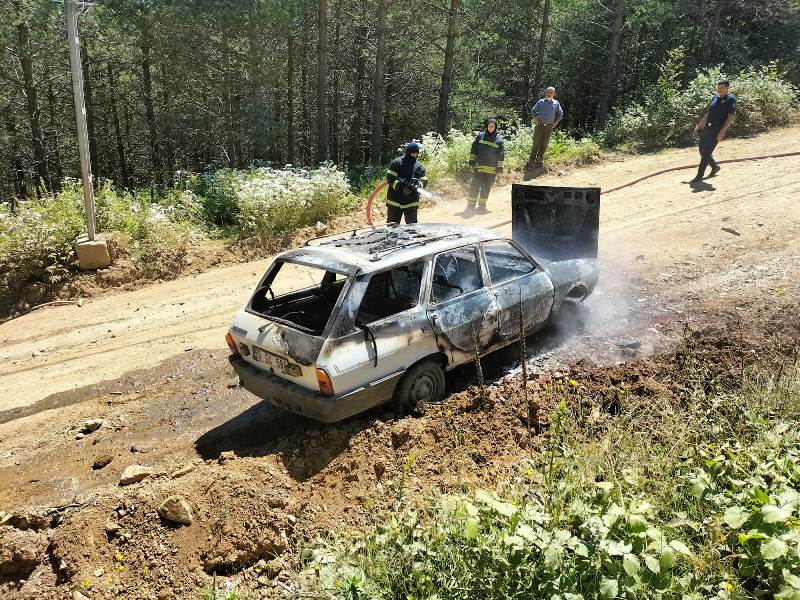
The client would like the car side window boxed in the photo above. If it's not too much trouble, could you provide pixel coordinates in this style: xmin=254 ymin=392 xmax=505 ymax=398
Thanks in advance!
xmin=431 ymin=247 xmax=483 ymax=303
xmin=356 ymin=261 xmax=425 ymax=324
xmin=484 ymin=241 xmax=535 ymax=285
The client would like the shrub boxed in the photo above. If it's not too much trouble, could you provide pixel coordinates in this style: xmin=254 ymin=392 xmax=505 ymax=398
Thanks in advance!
xmin=418 ymin=129 xmax=475 ymax=183
xmin=0 ymin=187 xmax=85 ymax=297
xmin=234 ymin=163 xmax=355 ymax=237
xmin=314 ymin=364 xmax=800 ymax=600
xmin=189 ymin=168 xmax=243 ymax=227
xmin=0 ymin=180 xmax=206 ymax=303
xmin=419 ymin=126 xmax=602 ymax=180
xmin=603 ymin=50 xmax=800 ymax=149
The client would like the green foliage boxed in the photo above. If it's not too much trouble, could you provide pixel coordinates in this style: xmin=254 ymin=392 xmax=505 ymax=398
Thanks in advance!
xmin=188 ymin=169 xmax=243 ymax=227
xmin=419 ymin=130 xmax=476 ymax=183
xmin=419 ymin=125 xmax=602 ymax=181
xmin=603 ymin=56 xmax=800 ymax=149
xmin=0 ymin=186 xmax=84 ymax=296
xmin=0 ymin=163 xmax=356 ymax=303
xmin=315 ymin=364 xmax=800 ymax=599
xmin=0 ymin=179 xmax=201 ymax=300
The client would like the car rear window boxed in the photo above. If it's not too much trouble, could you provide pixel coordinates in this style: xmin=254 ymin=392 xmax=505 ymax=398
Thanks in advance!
xmin=249 ymin=261 xmax=347 ymax=335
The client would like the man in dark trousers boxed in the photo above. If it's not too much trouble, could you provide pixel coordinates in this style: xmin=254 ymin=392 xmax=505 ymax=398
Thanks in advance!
xmin=385 ymin=141 xmax=428 ymax=224
xmin=691 ymin=80 xmax=737 ymax=183
xmin=467 ymin=118 xmax=505 ymax=214
xmin=525 ymin=86 xmax=563 ymax=176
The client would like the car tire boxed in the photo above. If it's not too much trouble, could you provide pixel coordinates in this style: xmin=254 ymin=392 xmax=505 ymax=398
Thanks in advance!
xmin=394 ymin=359 xmax=446 ymax=414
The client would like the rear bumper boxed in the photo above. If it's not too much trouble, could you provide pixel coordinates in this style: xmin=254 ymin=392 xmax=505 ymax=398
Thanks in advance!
xmin=229 ymin=356 xmax=402 ymax=423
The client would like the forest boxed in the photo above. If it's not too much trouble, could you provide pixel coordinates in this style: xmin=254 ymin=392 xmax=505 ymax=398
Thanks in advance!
xmin=2 ymin=0 xmax=799 ymax=200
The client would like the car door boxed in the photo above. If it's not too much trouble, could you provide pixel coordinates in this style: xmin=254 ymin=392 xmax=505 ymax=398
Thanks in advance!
xmin=323 ymin=260 xmax=435 ymax=392
xmin=482 ymin=240 xmax=554 ymax=342
xmin=426 ymin=245 xmax=499 ymax=367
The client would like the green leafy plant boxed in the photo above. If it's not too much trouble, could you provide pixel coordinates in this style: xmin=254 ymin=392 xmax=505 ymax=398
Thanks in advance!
xmin=314 ymin=360 xmax=800 ymax=599
xmin=603 ymin=54 xmax=800 ymax=149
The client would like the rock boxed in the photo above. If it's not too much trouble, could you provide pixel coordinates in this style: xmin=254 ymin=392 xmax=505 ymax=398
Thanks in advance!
xmin=314 ymin=221 xmax=328 ymax=235
xmin=118 ymin=465 xmax=152 ymax=486
xmin=104 ymin=520 xmax=121 ymax=537
xmin=158 ymin=496 xmax=193 ymax=526
xmin=73 ymin=591 xmax=90 ymax=600
xmin=218 ymin=451 xmax=237 ymax=465
xmin=93 ymin=454 xmax=113 ymax=470
xmin=264 ymin=557 xmax=287 ymax=578
xmin=721 ymin=226 xmax=741 ymax=236
xmin=1 ymin=511 xmax=50 ymax=531
xmin=83 ymin=419 xmax=103 ymax=433
xmin=557 ymin=170 xmax=567 ymax=176
xmin=616 ymin=341 xmax=641 ymax=350
xmin=390 ymin=424 xmax=411 ymax=449
xmin=75 ymin=433 xmax=85 ymax=440
xmin=0 ymin=526 xmax=50 ymax=578
xmin=170 ymin=464 xmax=196 ymax=479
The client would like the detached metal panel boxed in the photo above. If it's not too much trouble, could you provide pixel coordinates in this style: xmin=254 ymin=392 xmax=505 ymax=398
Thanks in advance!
xmin=511 ymin=184 xmax=601 ymax=261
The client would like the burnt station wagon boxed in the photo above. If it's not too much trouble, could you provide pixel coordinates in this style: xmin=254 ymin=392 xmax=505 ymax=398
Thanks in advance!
xmin=225 ymin=185 xmax=600 ymax=422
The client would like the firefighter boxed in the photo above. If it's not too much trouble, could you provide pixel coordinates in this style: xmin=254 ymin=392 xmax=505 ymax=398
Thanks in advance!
xmin=467 ymin=118 xmax=505 ymax=214
xmin=385 ymin=141 xmax=428 ymax=224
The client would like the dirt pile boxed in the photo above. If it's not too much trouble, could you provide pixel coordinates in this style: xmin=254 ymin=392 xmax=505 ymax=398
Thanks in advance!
xmin=0 ymin=297 xmax=797 ymax=598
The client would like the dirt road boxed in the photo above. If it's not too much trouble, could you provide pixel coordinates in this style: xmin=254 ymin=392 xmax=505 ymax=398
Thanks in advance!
xmin=2 ymin=126 xmax=798 ymax=415
xmin=1 ymin=126 xmax=799 ymax=599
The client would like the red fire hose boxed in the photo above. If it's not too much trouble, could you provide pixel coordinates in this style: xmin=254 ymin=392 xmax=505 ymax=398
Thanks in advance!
xmin=365 ymin=180 xmax=388 ymax=226
xmin=364 ymin=150 xmax=800 ymax=229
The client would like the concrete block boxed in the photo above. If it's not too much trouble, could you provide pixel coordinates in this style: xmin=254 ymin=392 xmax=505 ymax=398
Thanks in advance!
xmin=75 ymin=233 xmax=111 ymax=270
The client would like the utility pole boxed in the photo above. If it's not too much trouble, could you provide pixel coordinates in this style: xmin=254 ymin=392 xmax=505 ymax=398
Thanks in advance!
xmin=65 ymin=0 xmax=95 ymax=240
xmin=65 ymin=0 xmax=110 ymax=269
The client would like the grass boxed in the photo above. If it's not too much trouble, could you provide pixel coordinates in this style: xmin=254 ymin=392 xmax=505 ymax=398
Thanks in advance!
xmin=311 ymin=345 xmax=800 ymax=599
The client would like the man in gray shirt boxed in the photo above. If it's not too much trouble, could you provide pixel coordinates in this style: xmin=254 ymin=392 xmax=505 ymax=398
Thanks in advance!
xmin=526 ymin=87 xmax=563 ymax=174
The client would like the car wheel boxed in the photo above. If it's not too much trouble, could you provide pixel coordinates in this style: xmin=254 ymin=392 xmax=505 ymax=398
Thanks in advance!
xmin=394 ymin=359 xmax=446 ymax=414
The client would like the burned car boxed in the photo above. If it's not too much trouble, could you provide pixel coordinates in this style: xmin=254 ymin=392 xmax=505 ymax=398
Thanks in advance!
xmin=225 ymin=185 xmax=600 ymax=422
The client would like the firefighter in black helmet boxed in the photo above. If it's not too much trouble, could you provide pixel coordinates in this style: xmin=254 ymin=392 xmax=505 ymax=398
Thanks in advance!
xmin=467 ymin=118 xmax=505 ymax=214
xmin=385 ymin=141 xmax=428 ymax=224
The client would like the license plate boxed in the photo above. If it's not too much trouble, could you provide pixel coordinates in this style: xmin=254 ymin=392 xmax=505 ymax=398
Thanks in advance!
xmin=252 ymin=346 xmax=289 ymax=371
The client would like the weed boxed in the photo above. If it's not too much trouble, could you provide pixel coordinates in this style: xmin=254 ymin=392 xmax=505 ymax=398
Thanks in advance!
xmin=315 ymin=356 xmax=800 ymax=599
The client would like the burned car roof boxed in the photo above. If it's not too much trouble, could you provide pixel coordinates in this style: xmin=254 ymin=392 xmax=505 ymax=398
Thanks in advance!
xmin=280 ymin=224 xmax=505 ymax=274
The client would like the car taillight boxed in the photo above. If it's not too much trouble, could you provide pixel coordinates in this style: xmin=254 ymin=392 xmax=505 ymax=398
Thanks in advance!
xmin=316 ymin=368 xmax=334 ymax=397
xmin=225 ymin=333 xmax=240 ymax=356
